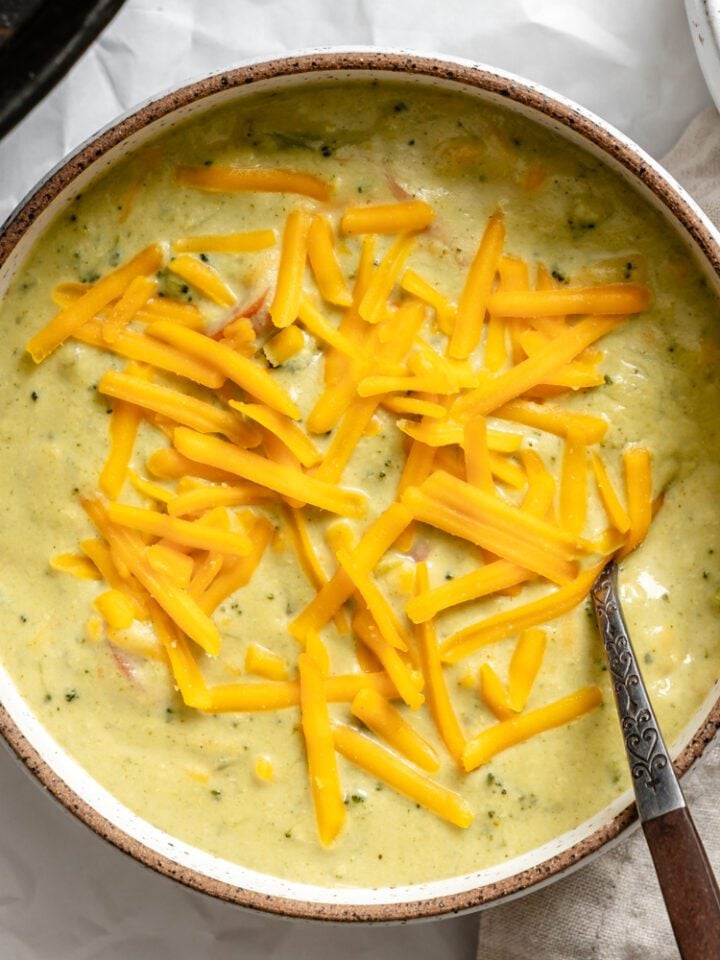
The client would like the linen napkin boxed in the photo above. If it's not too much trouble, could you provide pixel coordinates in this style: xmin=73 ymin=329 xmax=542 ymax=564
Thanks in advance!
xmin=477 ymin=106 xmax=720 ymax=960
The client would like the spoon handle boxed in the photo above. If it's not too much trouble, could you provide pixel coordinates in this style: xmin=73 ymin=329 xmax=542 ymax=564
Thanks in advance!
xmin=643 ymin=807 xmax=720 ymax=959
xmin=591 ymin=561 xmax=720 ymax=958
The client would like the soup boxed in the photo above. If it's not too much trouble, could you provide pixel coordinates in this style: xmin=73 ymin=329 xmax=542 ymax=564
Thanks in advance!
xmin=1 ymin=80 xmax=719 ymax=889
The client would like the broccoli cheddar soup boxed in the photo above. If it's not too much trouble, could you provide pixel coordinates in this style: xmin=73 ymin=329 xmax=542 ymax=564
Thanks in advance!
xmin=1 ymin=80 xmax=720 ymax=889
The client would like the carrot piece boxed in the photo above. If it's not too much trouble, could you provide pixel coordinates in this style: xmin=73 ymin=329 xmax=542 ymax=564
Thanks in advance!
xmin=351 ymin=688 xmax=440 ymax=772
xmin=26 ymin=243 xmax=164 ymax=363
xmin=463 ymin=686 xmax=602 ymax=771
xmin=176 ymin=165 xmax=332 ymax=201
xmin=449 ymin=211 xmax=505 ymax=359
xmin=333 ymin=723 xmax=473 ymax=828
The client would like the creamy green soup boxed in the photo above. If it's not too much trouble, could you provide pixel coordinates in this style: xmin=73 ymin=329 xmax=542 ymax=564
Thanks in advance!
xmin=1 ymin=81 xmax=719 ymax=889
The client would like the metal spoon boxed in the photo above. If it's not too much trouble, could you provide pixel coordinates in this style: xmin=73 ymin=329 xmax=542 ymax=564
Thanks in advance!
xmin=591 ymin=560 xmax=720 ymax=959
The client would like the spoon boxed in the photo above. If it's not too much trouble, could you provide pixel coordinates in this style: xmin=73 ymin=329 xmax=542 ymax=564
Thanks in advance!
xmin=591 ymin=560 xmax=720 ymax=959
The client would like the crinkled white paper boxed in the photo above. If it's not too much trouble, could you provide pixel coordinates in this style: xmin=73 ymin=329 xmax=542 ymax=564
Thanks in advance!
xmin=0 ymin=1 xmax=713 ymax=957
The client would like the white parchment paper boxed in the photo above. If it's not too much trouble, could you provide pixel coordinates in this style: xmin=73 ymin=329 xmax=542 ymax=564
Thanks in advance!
xmin=0 ymin=1 xmax=714 ymax=957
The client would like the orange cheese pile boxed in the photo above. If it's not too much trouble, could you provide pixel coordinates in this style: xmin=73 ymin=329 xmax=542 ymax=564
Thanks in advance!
xmin=27 ymin=167 xmax=656 ymax=847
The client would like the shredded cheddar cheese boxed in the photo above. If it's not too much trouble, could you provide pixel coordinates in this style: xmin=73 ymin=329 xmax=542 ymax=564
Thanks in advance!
xmin=333 ymin=722 xmax=473 ymax=828
xmin=176 ymin=165 xmax=332 ymax=201
xmin=350 ymin=687 xmax=440 ymax=772
xmin=26 ymin=166 xmax=659 ymax=855
xmin=269 ymin=207 xmax=311 ymax=329
xmin=26 ymin=243 xmax=165 ymax=363
xmin=173 ymin=230 xmax=276 ymax=254
xmin=463 ymin=686 xmax=603 ymax=771
xmin=450 ymin=211 xmax=505 ymax=359
xmin=341 ymin=200 xmax=434 ymax=236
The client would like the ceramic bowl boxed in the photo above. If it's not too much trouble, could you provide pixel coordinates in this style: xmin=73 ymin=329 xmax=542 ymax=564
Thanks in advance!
xmin=1 ymin=50 xmax=719 ymax=923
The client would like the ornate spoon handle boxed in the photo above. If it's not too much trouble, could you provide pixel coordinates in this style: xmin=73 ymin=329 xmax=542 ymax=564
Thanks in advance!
xmin=591 ymin=561 xmax=720 ymax=959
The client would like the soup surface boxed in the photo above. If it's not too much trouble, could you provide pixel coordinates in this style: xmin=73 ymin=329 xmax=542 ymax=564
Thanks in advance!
xmin=1 ymin=81 xmax=720 ymax=889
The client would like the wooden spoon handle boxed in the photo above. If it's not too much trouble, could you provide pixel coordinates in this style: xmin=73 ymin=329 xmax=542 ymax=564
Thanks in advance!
xmin=643 ymin=807 xmax=720 ymax=959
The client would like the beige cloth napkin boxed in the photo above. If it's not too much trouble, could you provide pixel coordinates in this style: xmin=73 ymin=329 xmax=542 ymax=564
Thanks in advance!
xmin=477 ymin=107 xmax=720 ymax=960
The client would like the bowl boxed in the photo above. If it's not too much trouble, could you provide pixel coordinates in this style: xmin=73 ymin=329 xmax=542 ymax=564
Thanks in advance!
xmin=1 ymin=49 xmax=719 ymax=923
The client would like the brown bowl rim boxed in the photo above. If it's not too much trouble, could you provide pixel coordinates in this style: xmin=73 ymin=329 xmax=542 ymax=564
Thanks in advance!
xmin=1 ymin=49 xmax=719 ymax=923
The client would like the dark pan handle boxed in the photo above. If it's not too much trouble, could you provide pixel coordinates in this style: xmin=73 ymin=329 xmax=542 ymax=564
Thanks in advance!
xmin=643 ymin=807 xmax=720 ymax=959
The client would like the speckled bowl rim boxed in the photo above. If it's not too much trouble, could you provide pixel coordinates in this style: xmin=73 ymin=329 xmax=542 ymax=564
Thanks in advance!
xmin=1 ymin=49 xmax=719 ymax=924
